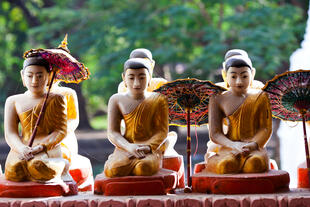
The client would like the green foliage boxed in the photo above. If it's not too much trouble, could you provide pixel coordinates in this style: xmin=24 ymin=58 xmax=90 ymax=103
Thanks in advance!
xmin=0 ymin=0 xmax=308 ymax=136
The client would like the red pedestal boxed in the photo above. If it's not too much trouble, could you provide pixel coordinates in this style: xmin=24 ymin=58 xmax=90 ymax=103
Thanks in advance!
xmin=0 ymin=175 xmax=78 ymax=198
xmin=297 ymin=161 xmax=310 ymax=188
xmin=192 ymin=170 xmax=290 ymax=194
xmin=94 ymin=169 xmax=177 ymax=196
xmin=162 ymin=155 xmax=185 ymax=188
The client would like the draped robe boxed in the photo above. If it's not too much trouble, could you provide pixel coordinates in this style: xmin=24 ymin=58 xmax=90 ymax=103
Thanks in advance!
xmin=104 ymin=93 xmax=168 ymax=177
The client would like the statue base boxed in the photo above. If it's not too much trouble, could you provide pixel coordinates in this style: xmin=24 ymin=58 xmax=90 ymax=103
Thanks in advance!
xmin=192 ymin=169 xmax=290 ymax=194
xmin=162 ymin=155 xmax=185 ymax=188
xmin=297 ymin=161 xmax=310 ymax=188
xmin=0 ymin=175 xmax=78 ymax=198
xmin=94 ymin=168 xmax=177 ymax=196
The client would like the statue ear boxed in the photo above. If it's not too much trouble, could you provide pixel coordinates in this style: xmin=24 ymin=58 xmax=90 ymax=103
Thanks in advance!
xmin=122 ymin=73 xmax=127 ymax=88
xmin=221 ymin=69 xmax=229 ymax=88
xmin=20 ymin=70 xmax=26 ymax=87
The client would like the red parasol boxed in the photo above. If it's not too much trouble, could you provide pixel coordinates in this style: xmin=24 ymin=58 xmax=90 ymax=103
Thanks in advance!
xmin=154 ymin=78 xmax=226 ymax=191
xmin=263 ymin=70 xmax=310 ymax=183
xmin=23 ymin=35 xmax=90 ymax=147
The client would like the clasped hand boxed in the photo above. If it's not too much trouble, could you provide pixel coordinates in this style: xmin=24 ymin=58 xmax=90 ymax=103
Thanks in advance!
xmin=19 ymin=145 xmax=45 ymax=161
xmin=231 ymin=141 xmax=258 ymax=157
xmin=127 ymin=143 xmax=151 ymax=159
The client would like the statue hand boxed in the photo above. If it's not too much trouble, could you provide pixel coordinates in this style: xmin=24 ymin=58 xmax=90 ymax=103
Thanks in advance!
xmin=31 ymin=144 xmax=45 ymax=155
xmin=127 ymin=144 xmax=148 ymax=159
xmin=242 ymin=142 xmax=258 ymax=152
xmin=19 ymin=146 xmax=34 ymax=161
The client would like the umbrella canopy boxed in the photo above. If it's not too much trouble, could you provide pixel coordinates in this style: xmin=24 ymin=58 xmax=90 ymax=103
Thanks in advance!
xmin=154 ymin=78 xmax=226 ymax=126
xmin=263 ymin=70 xmax=310 ymax=121
xmin=154 ymin=78 xmax=226 ymax=191
xmin=23 ymin=36 xmax=89 ymax=84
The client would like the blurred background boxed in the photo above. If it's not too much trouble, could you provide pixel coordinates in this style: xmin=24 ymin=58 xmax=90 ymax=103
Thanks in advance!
xmin=0 ymin=0 xmax=309 ymax=186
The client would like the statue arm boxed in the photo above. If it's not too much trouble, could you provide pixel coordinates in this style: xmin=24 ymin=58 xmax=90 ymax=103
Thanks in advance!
xmin=107 ymin=95 xmax=131 ymax=150
xmin=143 ymin=95 xmax=169 ymax=151
xmin=250 ymin=92 xmax=272 ymax=148
xmin=4 ymin=96 xmax=26 ymax=153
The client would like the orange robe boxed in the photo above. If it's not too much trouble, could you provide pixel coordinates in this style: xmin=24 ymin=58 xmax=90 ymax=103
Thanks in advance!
xmin=104 ymin=93 xmax=168 ymax=177
xmin=5 ymin=94 xmax=68 ymax=181
xmin=205 ymin=91 xmax=272 ymax=173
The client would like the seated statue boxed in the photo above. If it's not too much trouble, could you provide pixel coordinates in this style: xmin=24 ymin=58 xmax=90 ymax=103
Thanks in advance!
xmin=217 ymin=49 xmax=265 ymax=90
xmin=205 ymin=55 xmax=272 ymax=174
xmin=4 ymin=54 xmax=71 ymax=182
xmin=104 ymin=58 xmax=169 ymax=177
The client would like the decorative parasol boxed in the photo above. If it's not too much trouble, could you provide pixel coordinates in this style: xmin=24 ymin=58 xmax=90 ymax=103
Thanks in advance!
xmin=23 ymin=35 xmax=90 ymax=147
xmin=263 ymin=69 xmax=310 ymax=182
xmin=154 ymin=78 xmax=226 ymax=191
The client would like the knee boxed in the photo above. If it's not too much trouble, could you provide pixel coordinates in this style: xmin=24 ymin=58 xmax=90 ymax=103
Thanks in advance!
xmin=5 ymin=162 xmax=28 ymax=182
xmin=28 ymin=160 xmax=56 ymax=181
xmin=243 ymin=155 xmax=268 ymax=173
xmin=133 ymin=160 xmax=159 ymax=176
xmin=104 ymin=161 xmax=131 ymax=178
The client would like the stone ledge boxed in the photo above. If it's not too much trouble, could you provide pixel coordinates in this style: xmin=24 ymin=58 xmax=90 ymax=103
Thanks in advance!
xmin=0 ymin=189 xmax=309 ymax=207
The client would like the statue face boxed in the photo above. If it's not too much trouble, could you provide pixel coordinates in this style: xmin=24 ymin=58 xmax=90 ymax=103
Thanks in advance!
xmin=123 ymin=68 xmax=150 ymax=96
xmin=22 ymin=65 xmax=49 ymax=95
xmin=226 ymin=66 xmax=253 ymax=94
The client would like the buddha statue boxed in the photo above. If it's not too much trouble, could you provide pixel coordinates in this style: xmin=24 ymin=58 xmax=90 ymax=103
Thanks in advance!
xmin=4 ymin=54 xmax=72 ymax=182
xmin=205 ymin=55 xmax=272 ymax=174
xmin=104 ymin=58 xmax=169 ymax=177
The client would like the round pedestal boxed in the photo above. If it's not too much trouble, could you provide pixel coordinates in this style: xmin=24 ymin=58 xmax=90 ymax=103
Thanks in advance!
xmin=94 ymin=168 xmax=177 ymax=196
xmin=192 ymin=170 xmax=290 ymax=194
xmin=0 ymin=175 xmax=78 ymax=198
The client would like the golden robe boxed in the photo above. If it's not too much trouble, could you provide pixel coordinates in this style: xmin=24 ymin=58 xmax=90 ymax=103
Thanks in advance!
xmin=104 ymin=93 xmax=168 ymax=177
xmin=52 ymin=86 xmax=78 ymax=161
xmin=205 ymin=91 xmax=272 ymax=173
xmin=118 ymin=78 xmax=167 ymax=93
xmin=5 ymin=93 xmax=68 ymax=182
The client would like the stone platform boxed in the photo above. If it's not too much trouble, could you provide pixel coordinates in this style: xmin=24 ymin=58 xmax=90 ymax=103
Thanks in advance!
xmin=0 ymin=189 xmax=310 ymax=207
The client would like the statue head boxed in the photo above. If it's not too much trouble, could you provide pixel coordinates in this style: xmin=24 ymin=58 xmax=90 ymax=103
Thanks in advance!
xmin=122 ymin=58 xmax=152 ymax=96
xmin=21 ymin=54 xmax=51 ymax=95
xmin=129 ymin=48 xmax=155 ymax=74
xmin=223 ymin=55 xmax=256 ymax=94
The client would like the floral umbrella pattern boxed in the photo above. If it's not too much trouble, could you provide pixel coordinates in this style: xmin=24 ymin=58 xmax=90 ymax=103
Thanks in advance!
xmin=263 ymin=70 xmax=310 ymax=121
xmin=154 ymin=78 xmax=227 ymax=126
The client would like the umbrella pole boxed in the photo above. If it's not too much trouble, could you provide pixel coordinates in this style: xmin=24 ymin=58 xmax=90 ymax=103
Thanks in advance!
xmin=28 ymin=71 xmax=56 ymax=147
xmin=184 ymin=107 xmax=192 ymax=192
xmin=302 ymin=113 xmax=310 ymax=184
